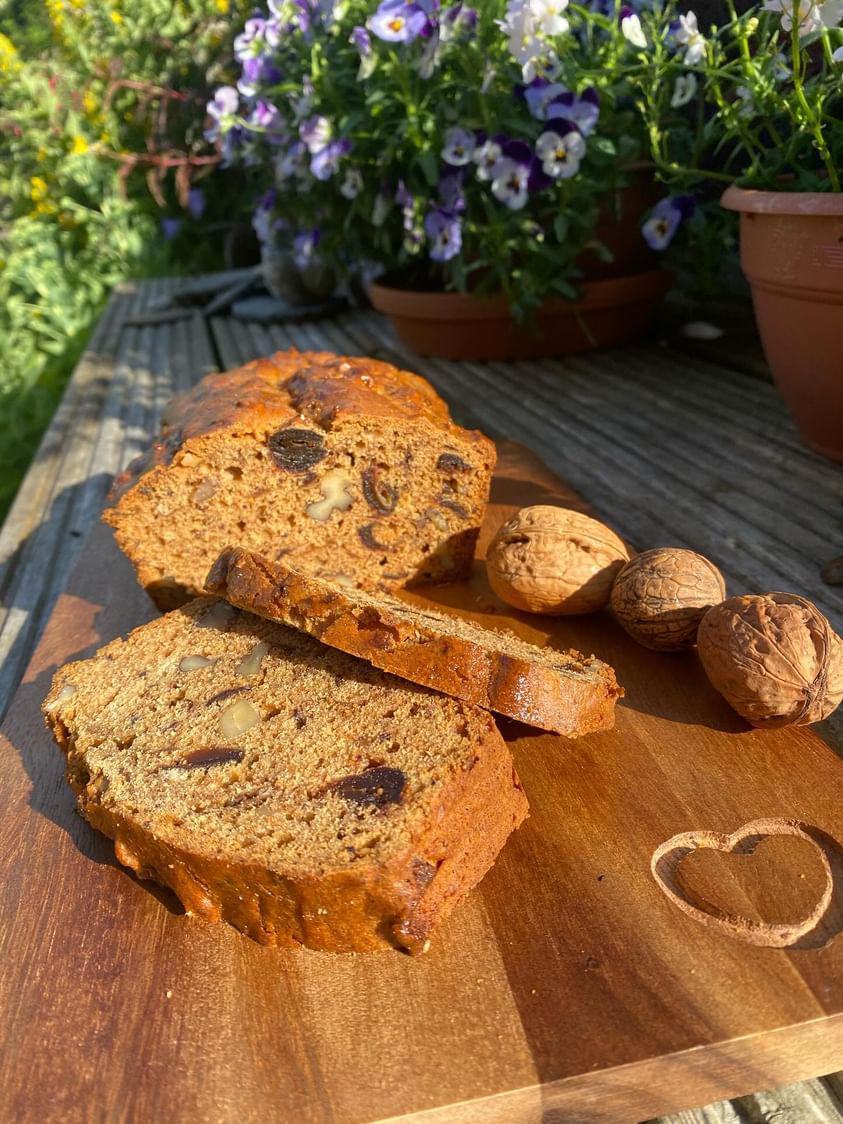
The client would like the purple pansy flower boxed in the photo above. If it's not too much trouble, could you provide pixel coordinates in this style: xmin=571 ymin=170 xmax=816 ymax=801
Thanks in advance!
xmin=249 ymin=100 xmax=287 ymax=143
xmin=425 ymin=208 xmax=462 ymax=261
xmin=395 ymin=180 xmax=414 ymax=209
xmin=641 ymin=195 xmax=694 ymax=250
xmin=490 ymin=157 xmax=530 ymax=210
xmin=205 ymin=86 xmax=239 ymax=143
xmin=441 ymin=126 xmax=475 ymax=166
xmin=472 ymin=138 xmax=503 ymax=181
xmin=441 ymin=2 xmax=477 ymax=37
xmin=523 ymin=79 xmax=568 ymax=121
xmin=293 ymin=228 xmax=321 ymax=267
xmin=552 ymin=87 xmax=599 ymax=135
xmin=536 ymin=129 xmax=586 ymax=178
xmin=238 ymin=56 xmax=283 ymax=97
xmin=350 ymin=25 xmax=372 ymax=54
xmin=438 ymin=170 xmax=466 ymax=213
xmin=187 ymin=188 xmax=205 ymax=220
xmin=252 ymin=190 xmax=283 ymax=244
xmin=234 ymin=17 xmax=280 ymax=62
xmin=299 ymin=115 xmax=332 ymax=153
xmin=369 ymin=0 xmax=429 ymax=41
xmin=275 ymin=140 xmax=306 ymax=180
xmin=311 ymin=138 xmax=351 ymax=180
xmin=161 ymin=217 xmax=182 ymax=240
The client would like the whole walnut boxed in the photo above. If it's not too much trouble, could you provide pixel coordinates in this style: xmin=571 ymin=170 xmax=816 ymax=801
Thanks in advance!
xmin=486 ymin=505 xmax=629 ymax=615
xmin=610 ymin=547 xmax=726 ymax=651
xmin=697 ymin=593 xmax=843 ymax=728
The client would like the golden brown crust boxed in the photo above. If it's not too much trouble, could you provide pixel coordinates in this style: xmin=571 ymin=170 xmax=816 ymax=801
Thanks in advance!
xmin=106 ymin=349 xmax=490 ymax=505
xmin=207 ymin=548 xmax=621 ymax=737
xmin=53 ymin=696 xmax=527 ymax=954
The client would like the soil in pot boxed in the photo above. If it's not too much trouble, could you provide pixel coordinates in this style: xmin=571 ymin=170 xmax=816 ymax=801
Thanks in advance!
xmin=722 ymin=185 xmax=843 ymax=463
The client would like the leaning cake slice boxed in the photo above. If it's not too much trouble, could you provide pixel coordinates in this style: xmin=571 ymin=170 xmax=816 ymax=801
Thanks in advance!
xmin=206 ymin=548 xmax=622 ymax=737
xmin=43 ymin=598 xmax=527 ymax=953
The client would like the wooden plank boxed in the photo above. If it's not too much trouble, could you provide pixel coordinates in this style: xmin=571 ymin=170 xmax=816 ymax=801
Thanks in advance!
xmin=1 ymin=437 xmax=841 ymax=1124
xmin=0 ymin=281 xmax=219 ymax=720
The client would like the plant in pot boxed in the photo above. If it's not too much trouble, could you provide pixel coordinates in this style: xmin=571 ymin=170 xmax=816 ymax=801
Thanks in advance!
xmin=206 ymin=0 xmax=693 ymax=360
xmin=627 ymin=0 xmax=843 ymax=462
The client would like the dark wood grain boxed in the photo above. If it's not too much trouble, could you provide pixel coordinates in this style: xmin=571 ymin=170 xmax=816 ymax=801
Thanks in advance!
xmin=0 ymin=442 xmax=840 ymax=1124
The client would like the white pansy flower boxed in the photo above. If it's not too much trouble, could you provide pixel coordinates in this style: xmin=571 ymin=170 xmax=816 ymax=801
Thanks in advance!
xmin=621 ymin=12 xmax=648 ymax=48
xmin=675 ymin=11 xmax=706 ymax=65
xmin=671 ymin=72 xmax=697 ymax=107
xmin=500 ymin=0 xmax=542 ymax=64
xmin=441 ymin=127 xmax=476 ymax=166
xmin=536 ymin=129 xmax=586 ymax=178
xmin=761 ymin=0 xmax=841 ymax=32
xmin=473 ymin=140 xmax=504 ymax=181
xmin=340 ymin=168 xmax=363 ymax=199
xmin=490 ymin=158 xmax=530 ymax=210
xmin=529 ymin=0 xmax=569 ymax=37
xmin=834 ymin=44 xmax=843 ymax=60
xmin=372 ymin=192 xmax=392 ymax=226
xmin=523 ymin=49 xmax=563 ymax=82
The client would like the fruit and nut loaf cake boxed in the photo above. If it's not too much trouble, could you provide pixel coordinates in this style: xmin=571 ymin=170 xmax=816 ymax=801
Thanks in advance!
xmin=43 ymin=597 xmax=527 ymax=954
xmin=208 ymin=548 xmax=622 ymax=737
xmin=105 ymin=349 xmax=496 ymax=609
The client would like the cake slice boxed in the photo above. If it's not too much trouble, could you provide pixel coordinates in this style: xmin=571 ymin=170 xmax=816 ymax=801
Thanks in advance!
xmin=103 ymin=349 xmax=496 ymax=609
xmin=206 ymin=548 xmax=622 ymax=737
xmin=43 ymin=598 xmax=527 ymax=953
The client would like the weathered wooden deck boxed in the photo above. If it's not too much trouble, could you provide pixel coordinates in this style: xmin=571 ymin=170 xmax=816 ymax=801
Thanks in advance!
xmin=1 ymin=274 xmax=841 ymax=1123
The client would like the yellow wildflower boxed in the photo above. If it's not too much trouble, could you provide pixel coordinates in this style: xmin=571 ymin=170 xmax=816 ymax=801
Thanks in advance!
xmin=70 ymin=134 xmax=89 ymax=155
xmin=109 ymin=9 xmax=123 ymax=23
xmin=45 ymin=0 xmax=65 ymax=31
xmin=0 ymin=33 xmax=19 ymax=74
xmin=30 ymin=176 xmax=49 ymax=203
xmin=215 ymin=0 xmax=229 ymax=10
xmin=83 ymin=89 xmax=97 ymax=115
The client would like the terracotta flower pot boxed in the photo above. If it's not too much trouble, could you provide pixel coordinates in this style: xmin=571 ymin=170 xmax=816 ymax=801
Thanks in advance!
xmin=579 ymin=170 xmax=660 ymax=281
xmin=369 ymin=270 xmax=672 ymax=362
xmin=721 ymin=185 xmax=843 ymax=463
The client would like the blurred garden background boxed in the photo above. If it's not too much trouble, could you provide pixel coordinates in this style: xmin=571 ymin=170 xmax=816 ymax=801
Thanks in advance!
xmin=0 ymin=0 xmax=261 ymax=520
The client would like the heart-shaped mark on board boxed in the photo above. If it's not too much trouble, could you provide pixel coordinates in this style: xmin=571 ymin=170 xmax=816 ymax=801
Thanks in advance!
xmin=651 ymin=818 xmax=842 ymax=948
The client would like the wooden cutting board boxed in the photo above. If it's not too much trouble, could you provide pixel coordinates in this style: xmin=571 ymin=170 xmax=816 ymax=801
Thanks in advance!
xmin=0 ymin=441 xmax=840 ymax=1124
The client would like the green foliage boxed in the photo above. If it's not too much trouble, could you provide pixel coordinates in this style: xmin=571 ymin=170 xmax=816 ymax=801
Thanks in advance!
xmin=629 ymin=1 xmax=843 ymax=192
xmin=0 ymin=0 xmax=245 ymax=518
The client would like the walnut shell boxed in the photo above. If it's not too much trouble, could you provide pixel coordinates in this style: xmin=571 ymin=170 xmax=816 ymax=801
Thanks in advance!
xmin=610 ymin=548 xmax=726 ymax=651
xmin=697 ymin=593 xmax=843 ymax=728
xmin=486 ymin=505 xmax=629 ymax=616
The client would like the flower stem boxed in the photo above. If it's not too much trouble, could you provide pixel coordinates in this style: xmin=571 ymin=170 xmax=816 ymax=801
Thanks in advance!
xmin=790 ymin=20 xmax=840 ymax=190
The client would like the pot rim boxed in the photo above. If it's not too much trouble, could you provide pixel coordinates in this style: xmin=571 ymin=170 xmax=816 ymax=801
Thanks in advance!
xmin=369 ymin=269 xmax=672 ymax=321
xmin=721 ymin=184 xmax=843 ymax=215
